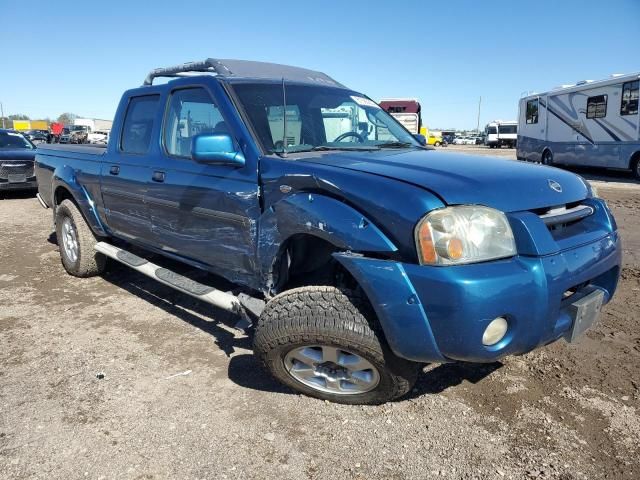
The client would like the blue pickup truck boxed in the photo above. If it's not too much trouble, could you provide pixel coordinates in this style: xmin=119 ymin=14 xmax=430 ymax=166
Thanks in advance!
xmin=35 ymin=59 xmax=621 ymax=404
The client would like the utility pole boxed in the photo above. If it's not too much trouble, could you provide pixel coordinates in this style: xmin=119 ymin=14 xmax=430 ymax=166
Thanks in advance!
xmin=476 ymin=96 xmax=481 ymax=134
xmin=0 ymin=101 xmax=5 ymax=129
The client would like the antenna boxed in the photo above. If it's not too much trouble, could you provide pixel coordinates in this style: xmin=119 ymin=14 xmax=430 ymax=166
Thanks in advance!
xmin=281 ymin=77 xmax=288 ymax=157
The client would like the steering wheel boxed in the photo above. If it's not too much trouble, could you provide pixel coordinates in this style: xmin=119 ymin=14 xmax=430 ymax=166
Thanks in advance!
xmin=333 ymin=131 xmax=364 ymax=143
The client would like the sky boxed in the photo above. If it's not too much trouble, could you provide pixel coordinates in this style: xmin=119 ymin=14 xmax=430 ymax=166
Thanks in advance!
xmin=1 ymin=0 xmax=638 ymax=130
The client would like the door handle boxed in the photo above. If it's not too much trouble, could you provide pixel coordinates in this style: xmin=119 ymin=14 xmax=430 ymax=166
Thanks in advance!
xmin=109 ymin=165 xmax=120 ymax=175
xmin=152 ymin=171 xmax=166 ymax=183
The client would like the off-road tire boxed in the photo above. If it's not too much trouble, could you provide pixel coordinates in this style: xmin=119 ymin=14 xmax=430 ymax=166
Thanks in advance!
xmin=253 ymin=286 xmax=420 ymax=405
xmin=55 ymin=199 xmax=106 ymax=277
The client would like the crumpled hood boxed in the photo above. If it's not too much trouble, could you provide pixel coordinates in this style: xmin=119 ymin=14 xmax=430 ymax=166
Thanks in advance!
xmin=297 ymin=149 xmax=589 ymax=212
xmin=0 ymin=149 xmax=36 ymax=161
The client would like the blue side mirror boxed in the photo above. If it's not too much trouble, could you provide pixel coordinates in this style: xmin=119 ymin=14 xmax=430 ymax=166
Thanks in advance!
xmin=413 ymin=134 xmax=427 ymax=146
xmin=191 ymin=133 xmax=245 ymax=166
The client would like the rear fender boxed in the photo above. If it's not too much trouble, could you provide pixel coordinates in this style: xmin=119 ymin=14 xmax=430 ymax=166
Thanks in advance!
xmin=52 ymin=165 xmax=107 ymax=236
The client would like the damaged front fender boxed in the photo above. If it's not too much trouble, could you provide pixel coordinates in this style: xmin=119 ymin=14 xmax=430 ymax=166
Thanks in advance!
xmin=258 ymin=192 xmax=398 ymax=287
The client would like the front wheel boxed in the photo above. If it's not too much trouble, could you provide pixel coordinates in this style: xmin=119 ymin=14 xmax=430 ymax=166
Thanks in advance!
xmin=542 ymin=149 xmax=554 ymax=166
xmin=632 ymin=157 xmax=640 ymax=180
xmin=253 ymin=286 xmax=420 ymax=405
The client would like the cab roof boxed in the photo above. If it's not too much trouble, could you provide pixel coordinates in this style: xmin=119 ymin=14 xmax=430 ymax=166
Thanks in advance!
xmin=143 ymin=58 xmax=346 ymax=89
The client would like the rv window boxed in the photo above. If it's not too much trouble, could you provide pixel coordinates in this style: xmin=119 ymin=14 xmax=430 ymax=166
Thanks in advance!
xmin=621 ymin=80 xmax=639 ymax=116
xmin=486 ymin=126 xmax=497 ymax=134
xmin=586 ymin=95 xmax=607 ymax=119
xmin=526 ymin=99 xmax=538 ymax=124
xmin=498 ymin=125 xmax=517 ymax=134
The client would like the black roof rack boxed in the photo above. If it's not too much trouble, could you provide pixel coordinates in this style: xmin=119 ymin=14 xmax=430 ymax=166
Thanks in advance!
xmin=143 ymin=58 xmax=345 ymax=88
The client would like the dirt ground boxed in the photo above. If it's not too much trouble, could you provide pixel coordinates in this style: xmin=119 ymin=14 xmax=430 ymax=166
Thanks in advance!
xmin=1 ymin=167 xmax=639 ymax=479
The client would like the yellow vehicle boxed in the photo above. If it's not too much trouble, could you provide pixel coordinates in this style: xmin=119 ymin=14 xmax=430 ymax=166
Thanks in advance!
xmin=12 ymin=120 xmax=31 ymax=131
xmin=30 ymin=120 xmax=49 ymax=130
xmin=426 ymin=130 xmax=444 ymax=147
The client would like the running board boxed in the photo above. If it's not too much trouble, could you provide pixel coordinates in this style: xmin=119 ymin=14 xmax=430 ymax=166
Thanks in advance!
xmin=94 ymin=242 xmax=257 ymax=329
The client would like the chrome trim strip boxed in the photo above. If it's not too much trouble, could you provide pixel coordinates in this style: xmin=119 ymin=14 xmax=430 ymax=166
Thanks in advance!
xmin=539 ymin=204 xmax=594 ymax=226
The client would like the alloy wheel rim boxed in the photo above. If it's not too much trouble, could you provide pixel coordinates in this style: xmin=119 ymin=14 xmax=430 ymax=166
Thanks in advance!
xmin=61 ymin=217 xmax=79 ymax=263
xmin=284 ymin=345 xmax=380 ymax=395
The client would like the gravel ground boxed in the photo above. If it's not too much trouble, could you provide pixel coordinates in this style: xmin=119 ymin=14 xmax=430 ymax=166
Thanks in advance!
xmin=0 ymin=174 xmax=639 ymax=479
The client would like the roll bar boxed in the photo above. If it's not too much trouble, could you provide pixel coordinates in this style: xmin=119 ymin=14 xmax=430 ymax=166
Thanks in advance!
xmin=143 ymin=58 xmax=231 ymax=86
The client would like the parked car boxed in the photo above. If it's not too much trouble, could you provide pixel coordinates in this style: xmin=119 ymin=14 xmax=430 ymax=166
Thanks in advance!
xmin=69 ymin=125 xmax=89 ymax=144
xmin=88 ymin=130 xmax=109 ymax=144
xmin=427 ymin=132 xmax=444 ymax=146
xmin=59 ymin=128 xmax=71 ymax=144
xmin=35 ymin=58 xmax=621 ymax=405
xmin=0 ymin=129 xmax=37 ymax=192
xmin=23 ymin=129 xmax=49 ymax=143
xmin=453 ymin=136 xmax=474 ymax=145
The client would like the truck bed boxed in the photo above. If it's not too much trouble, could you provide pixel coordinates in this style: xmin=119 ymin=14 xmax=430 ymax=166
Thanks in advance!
xmin=35 ymin=144 xmax=108 ymax=210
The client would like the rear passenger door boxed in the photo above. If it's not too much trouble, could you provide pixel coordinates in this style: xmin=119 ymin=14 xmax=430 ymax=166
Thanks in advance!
xmin=146 ymin=86 xmax=260 ymax=281
xmin=100 ymin=94 xmax=159 ymax=244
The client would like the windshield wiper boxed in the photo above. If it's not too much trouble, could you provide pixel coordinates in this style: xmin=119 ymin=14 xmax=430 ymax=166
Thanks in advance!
xmin=376 ymin=141 xmax=415 ymax=149
xmin=310 ymin=145 xmax=380 ymax=152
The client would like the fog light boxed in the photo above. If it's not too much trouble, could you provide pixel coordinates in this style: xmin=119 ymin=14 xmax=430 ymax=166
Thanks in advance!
xmin=482 ymin=317 xmax=508 ymax=346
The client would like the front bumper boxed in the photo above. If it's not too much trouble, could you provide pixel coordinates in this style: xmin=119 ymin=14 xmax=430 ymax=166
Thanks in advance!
xmin=335 ymin=230 xmax=621 ymax=363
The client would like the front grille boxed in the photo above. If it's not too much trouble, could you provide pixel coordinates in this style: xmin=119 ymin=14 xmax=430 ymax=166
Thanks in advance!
xmin=532 ymin=201 xmax=592 ymax=231
xmin=0 ymin=161 xmax=35 ymax=180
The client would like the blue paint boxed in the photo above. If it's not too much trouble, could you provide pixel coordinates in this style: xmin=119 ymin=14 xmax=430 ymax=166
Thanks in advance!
xmin=192 ymin=133 xmax=245 ymax=166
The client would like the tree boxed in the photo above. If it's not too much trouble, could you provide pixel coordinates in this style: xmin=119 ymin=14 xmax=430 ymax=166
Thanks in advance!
xmin=57 ymin=112 xmax=78 ymax=126
xmin=8 ymin=114 xmax=30 ymax=120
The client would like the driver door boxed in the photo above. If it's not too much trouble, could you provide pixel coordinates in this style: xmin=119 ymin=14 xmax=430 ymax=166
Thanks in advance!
xmin=146 ymin=86 xmax=260 ymax=280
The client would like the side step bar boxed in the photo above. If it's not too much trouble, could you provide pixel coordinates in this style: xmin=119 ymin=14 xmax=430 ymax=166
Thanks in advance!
xmin=95 ymin=242 xmax=258 ymax=328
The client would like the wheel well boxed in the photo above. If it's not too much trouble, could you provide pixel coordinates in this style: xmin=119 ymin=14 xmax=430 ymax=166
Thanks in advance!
xmin=54 ymin=186 xmax=75 ymax=208
xmin=271 ymin=234 xmax=359 ymax=294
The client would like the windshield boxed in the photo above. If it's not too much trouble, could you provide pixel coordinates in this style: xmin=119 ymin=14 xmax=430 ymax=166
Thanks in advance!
xmin=232 ymin=83 xmax=420 ymax=154
xmin=71 ymin=125 xmax=87 ymax=132
xmin=0 ymin=131 xmax=34 ymax=150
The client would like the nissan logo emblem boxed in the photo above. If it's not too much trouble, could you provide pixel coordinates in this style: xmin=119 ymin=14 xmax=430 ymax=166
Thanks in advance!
xmin=548 ymin=179 xmax=563 ymax=193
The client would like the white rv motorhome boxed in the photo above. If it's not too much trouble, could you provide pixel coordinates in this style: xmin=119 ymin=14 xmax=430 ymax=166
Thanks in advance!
xmin=484 ymin=120 xmax=517 ymax=148
xmin=517 ymin=73 xmax=640 ymax=178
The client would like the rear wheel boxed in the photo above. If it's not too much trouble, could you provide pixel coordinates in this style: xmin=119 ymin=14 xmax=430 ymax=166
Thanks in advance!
xmin=542 ymin=149 xmax=554 ymax=166
xmin=55 ymin=199 xmax=106 ymax=277
xmin=253 ymin=286 xmax=420 ymax=405
xmin=632 ymin=156 xmax=640 ymax=180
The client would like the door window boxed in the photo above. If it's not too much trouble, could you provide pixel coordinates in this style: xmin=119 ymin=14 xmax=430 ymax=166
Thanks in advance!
xmin=120 ymin=95 xmax=160 ymax=154
xmin=525 ymin=99 xmax=538 ymax=124
xmin=163 ymin=88 xmax=226 ymax=157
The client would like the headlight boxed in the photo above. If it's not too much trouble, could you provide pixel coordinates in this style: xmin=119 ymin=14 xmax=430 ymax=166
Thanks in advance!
xmin=415 ymin=206 xmax=516 ymax=265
